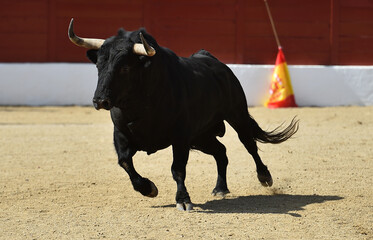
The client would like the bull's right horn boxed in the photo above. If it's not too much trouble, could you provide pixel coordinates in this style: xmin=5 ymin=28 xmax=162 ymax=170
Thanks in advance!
xmin=68 ymin=18 xmax=105 ymax=49
xmin=133 ymin=32 xmax=156 ymax=57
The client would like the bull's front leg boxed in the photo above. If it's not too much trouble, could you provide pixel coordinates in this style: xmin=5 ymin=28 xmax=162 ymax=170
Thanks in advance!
xmin=114 ymin=127 xmax=158 ymax=197
xmin=171 ymin=144 xmax=193 ymax=211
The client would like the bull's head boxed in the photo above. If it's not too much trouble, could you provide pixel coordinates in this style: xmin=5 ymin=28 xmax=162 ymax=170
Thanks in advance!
xmin=68 ymin=18 xmax=157 ymax=110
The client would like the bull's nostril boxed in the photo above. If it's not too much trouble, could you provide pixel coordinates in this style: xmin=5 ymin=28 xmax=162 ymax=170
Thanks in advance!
xmin=101 ymin=100 xmax=110 ymax=109
xmin=92 ymin=98 xmax=111 ymax=110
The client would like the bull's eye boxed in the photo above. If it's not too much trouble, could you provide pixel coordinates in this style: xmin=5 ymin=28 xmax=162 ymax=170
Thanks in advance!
xmin=120 ymin=66 xmax=130 ymax=74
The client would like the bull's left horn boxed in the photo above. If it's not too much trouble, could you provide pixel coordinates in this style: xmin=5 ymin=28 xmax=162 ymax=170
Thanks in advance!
xmin=68 ymin=18 xmax=105 ymax=49
xmin=133 ymin=32 xmax=156 ymax=57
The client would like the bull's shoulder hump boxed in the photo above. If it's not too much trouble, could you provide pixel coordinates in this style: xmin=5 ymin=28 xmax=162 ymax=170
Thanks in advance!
xmin=190 ymin=49 xmax=218 ymax=61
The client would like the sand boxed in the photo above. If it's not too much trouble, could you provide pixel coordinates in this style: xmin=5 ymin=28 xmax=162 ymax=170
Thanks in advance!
xmin=0 ymin=106 xmax=372 ymax=239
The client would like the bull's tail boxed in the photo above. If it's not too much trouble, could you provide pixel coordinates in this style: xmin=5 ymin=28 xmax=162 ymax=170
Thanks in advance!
xmin=251 ymin=116 xmax=299 ymax=144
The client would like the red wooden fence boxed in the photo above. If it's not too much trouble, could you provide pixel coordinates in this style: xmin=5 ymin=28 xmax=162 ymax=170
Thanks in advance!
xmin=1 ymin=0 xmax=373 ymax=65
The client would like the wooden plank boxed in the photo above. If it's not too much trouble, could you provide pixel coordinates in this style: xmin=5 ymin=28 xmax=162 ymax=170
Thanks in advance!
xmin=235 ymin=0 xmax=246 ymax=63
xmin=244 ymin=50 xmax=331 ymax=65
xmin=330 ymin=0 xmax=339 ymax=64
xmin=0 ymin=51 xmax=47 ymax=62
xmin=152 ymin=19 xmax=235 ymax=36
xmin=244 ymin=37 xmax=330 ymax=52
xmin=56 ymin=1 xmax=143 ymax=19
xmin=245 ymin=4 xmax=330 ymax=22
xmin=152 ymin=0 xmax=234 ymax=6
xmin=245 ymin=22 xmax=329 ymax=38
xmin=56 ymin=0 xmax=142 ymax=8
xmin=156 ymin=35 xmax=235 ymax=54
xmin=340 ymin=22 xmax=373 ymax=36
xmin=340 ymin=7 xmax=373 ymax=22
xmin=0 ymin=0 xmax=48 ymax=62
xmin=150 ymin=1 xmax=236 ymax=20
xmin=0 ymin=33 xmax=48 ymax=62
xmin=48 ymin=0 xmax=57 ymax=61
xmin=143 ymin=0 xmax=153 ymax=32
xmin=0 ymin=0 xmax=47 ymax=17
xmin=339 ymin=52 xmax=373 ymax=65
xmin=58 ymin=17 xmax=143 ymax=37
xmin=340 ymin=0 xmax=373 ymax=8
xmin=0 ymin=33 xmax=47 ymax=48
xmin=246 ymin=0 xmax=329 ymax=8
xmin=0 ymin=17 xmax=47 ymax=34
xmin=243 ymin=35 xmax=331 ymax=64
xmin=339 ymin=37 xmax=373 ymax=52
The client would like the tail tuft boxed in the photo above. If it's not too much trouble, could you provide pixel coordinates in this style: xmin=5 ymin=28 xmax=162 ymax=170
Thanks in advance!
xmin=254 ymin=117 xmax=299 ymax=144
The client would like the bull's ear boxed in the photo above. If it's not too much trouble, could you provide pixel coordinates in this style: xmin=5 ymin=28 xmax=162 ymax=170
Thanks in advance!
xmin=86 ymin=49 xmax=98 ymax=64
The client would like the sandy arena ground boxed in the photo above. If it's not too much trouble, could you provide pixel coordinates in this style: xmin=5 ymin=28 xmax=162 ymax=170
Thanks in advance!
xmin=0 ymin=106 xmax=372 ymax=239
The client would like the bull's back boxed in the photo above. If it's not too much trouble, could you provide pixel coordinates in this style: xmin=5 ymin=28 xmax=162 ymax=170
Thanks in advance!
xmin=187 ymin=50 xmax=247 ymax=110
xmin=174 ymin=50 xmax=247 ymax=138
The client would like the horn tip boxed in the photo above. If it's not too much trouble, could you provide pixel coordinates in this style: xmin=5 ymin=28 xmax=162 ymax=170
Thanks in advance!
xmin=69 ymin=18 xmax=74 ymax=27
xmin=68 ymin=18 xmax=75 ymax=38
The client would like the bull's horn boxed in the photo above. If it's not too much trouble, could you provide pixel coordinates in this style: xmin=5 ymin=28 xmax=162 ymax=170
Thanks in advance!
xmin=133 ymin=32 xmax=156 ymax=56
xmin=68 ymin=18 xmax=105 ymax=49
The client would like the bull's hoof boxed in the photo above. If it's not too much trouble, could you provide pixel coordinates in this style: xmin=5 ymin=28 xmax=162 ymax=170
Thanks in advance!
xmin=212 ymin=188 xmax=230 ymax=198
xmin=133 ymin=178 xmax=158 ymax=197
xmin=257 ymin=173 xmax=273 ymax=187
xmin=146 ymin=181 xmax=158 ymax=198
xmin=257 ymin=167 xmax=273 ymax=187
xmin=175 ymin=191 xmax=192 ymax=211
xmin=176 ymin=202 xmax=193 ymax=211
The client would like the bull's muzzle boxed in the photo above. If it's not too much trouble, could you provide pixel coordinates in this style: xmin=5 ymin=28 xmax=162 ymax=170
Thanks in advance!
xmin=93 ymin=98 xmax=112 ymax=110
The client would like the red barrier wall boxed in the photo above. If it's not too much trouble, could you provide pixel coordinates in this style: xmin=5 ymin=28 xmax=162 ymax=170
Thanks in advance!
xmin=1 ymin=0 xmax=373 ymax=64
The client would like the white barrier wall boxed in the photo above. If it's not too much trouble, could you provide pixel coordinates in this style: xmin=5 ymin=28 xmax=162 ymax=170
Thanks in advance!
xmin=230 ymin=65 xmax=373 ymax=106
xmin=0 ymin=63 xmax=372 ymax=106
xmin=0 ymin=64 xmax=97 ymax=106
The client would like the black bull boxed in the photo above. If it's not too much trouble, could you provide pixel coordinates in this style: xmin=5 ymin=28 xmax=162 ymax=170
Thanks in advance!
xmin=68 ymin=19 xmax=299 ymax=211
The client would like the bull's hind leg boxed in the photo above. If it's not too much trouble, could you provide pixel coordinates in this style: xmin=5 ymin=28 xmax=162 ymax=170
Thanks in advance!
xmin=192 ymin=136 xmax=230 ymax=197
xmin=114 ymin=127 xmax=158 ymax=197
xmin=227 ymin=111 xmax=273 ymax=187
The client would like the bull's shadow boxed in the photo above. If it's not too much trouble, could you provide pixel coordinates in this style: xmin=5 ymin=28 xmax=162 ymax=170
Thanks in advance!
xmin=154 ymin=194 xmax=343 ymax=216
